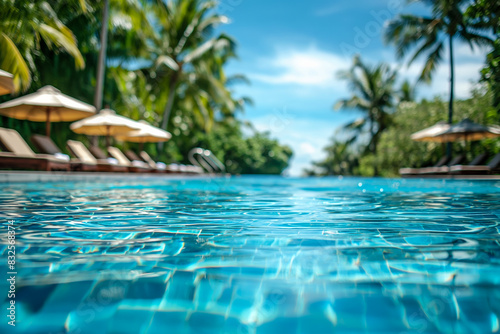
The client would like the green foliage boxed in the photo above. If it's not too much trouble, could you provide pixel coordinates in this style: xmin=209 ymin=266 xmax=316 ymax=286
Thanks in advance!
xmin=0 ymin=0 xmax=292 ymax=174
xmin=0 ymin=0 xmax=85 ymax=92
xmin=466 ymin=0 xmax=499 ymax=34
xmin=466 ymin=0 xmax=500 ymax=112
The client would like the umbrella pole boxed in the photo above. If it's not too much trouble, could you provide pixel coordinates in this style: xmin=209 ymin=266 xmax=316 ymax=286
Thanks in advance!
xmin=106 ymin=125 xmax=111 ymax=148
xmin=139 ymin=142 xmax=144 ymax=152
xmin=46 ymin=108 xmax=51 ymax=137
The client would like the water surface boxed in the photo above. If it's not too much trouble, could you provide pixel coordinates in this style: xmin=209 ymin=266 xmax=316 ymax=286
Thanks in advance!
xmin=1 ymin=176 xmax=500 ymax=333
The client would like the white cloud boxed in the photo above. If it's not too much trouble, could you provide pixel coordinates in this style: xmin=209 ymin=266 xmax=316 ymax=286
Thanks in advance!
xmin=250 ymin=47 xmax=350 ymax=87
xmin=299 ymin=142 xmax=317 ymax=155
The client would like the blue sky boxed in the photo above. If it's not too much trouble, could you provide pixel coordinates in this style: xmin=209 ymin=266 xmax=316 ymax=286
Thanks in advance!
xmin=216 ymin=0 xmax=489 ymax=175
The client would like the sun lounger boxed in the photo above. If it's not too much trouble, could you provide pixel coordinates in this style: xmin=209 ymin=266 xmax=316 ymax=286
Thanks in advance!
xmin=31 ymin=134 xmax=96 ymax=172
xmin=467 ymin=152 xmax=488 ymax=166
xmin=66 ymin=140 xmax=128 ymax=172
xmin=418 ymin=154 xmax=465 ymax=175
xmin=124 ymin=150 xmax=165 ymax=173
xmin=139 ymin=151 xmax=203 ymax=174
xmin=88 ymin=145 xmax=131 ymax=172
xmin=139 ymin=151 xmax=177 ymax=173
xmin=107 ymin=146 xmax=153 ymax=173
xmin=399 ymin=156 xmax=450 ymax=177
xmin=0 ymin=127 xmax=70 ymax=171
xmin=138 ymin=151 xmax=160 ymax=169
xmin=89 ymin=145 xmax=109 ymax=160
xmin=449 ymin=152 xmax=500 ymax=175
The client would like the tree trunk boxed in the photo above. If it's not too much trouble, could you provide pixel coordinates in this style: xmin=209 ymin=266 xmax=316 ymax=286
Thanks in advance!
xmin=158 ymin=75 xmax=178 ymax=152
xmin=92 ymin=0 xmax=109 ymax=146
xmin=161 ymin=79 xmax=177 ymax=130
xmin=447 ymin=34 xmax=455 ymax=159
xmin=94 ymin=0 xmax=109 ymax=112
xmin=369 ymin=111 xmax=376 ymax=154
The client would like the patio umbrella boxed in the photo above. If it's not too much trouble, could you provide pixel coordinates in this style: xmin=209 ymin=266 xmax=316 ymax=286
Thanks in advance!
xmin=410 ymin=121 xmax=451 ymax=142
xmin=0 ymin=70 xmax=14 ymax=96
xmin=0 ymin=85 xmax=96 ymax=136
xmin=432 ymin=118 xmax=500 ymax=143
xmin=70 ymin=108 xmax=141 ymax=147
xmin=115 ymin=120 xmax=171 ymax=143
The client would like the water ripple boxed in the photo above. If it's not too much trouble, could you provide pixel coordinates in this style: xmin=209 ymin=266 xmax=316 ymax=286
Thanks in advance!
xmin=0 ymin=176 xmax=500 ymax=333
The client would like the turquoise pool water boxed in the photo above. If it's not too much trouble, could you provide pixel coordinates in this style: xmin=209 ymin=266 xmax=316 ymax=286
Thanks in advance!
xmin=1 ymin=175 xmax=500 ymax=333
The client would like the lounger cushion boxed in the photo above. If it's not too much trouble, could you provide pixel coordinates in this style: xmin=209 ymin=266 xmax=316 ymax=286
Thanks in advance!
xmin=108 ymin=146 xmax=149 ymax=169
xmin=0 ymin=127 xmax=36 ymax=157
xmin=31 ymin=134 xmax=61 ymax=155
xmin=469 ymin=153 xmax=488 ymax=166
xmin=140 ymin=151 xmax=157 ymax=169
xmin=89 ymin=146 xmax=108 ymax=160
xmin=67 ymin=140 xmax=98 ymax=164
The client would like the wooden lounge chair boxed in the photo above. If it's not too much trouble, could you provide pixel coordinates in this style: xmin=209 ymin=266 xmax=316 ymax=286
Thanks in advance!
xmin=107 ymin=146 xmax=152 ymax=173
xmin=0 ymin=127 xmax=70 ymax=171
xmin=418 ymin=154 xmax=465 ymax=175
xmin=138 ymin=150 xmax=190 ymax=174
xmin=399 ymin=156 xmax=450 ymax=177
xmin=449 ymin=152 xmax=500 ymax=175
xmin=124 ymin=150 xmax=167 ymax=173
xmin=31 ymin=134 xmax=96 ymax=172
xmin=138 ymin=151 xmax=203 ymax=174
xmin=66 ymin=140 xmax=128 ymax=172
xmin=467 ymin=152 xmax=489 ymax=166
xmin=123 ymin=150 xmax=166 ymax=173
xmin=139 ymin=151 xmax=178 ymax=173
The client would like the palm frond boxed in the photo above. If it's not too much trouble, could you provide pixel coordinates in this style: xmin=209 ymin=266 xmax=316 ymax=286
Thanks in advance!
xmin=0 ymin=33 xmax=31 ymax=92
xmin=156 ymin=55 xmax=180 ymax=71
xmin=37 ymin=24 xmax=85 ymax=68
xmin=419 ymin=41 xmax=444 ymax=82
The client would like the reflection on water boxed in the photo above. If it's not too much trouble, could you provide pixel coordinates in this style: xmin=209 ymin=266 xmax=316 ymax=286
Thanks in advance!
xmin=1 ymin=176 xmax=500 ymax=333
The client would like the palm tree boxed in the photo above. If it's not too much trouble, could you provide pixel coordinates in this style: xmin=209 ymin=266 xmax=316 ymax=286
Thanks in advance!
xmin=335 ymin=55 xmax=398 ymax=155
xmin=385 ymin=0 xmax=493 ymax=125
xmin=0 ymin=1 xmax=85 ymax=92
xmin=400 ymin=80 xmax=417 ymax=102
xmin=148 ymin=0 xmax=235 ymax=132
xmin=313 ymin=139 xmax=359 ymax=176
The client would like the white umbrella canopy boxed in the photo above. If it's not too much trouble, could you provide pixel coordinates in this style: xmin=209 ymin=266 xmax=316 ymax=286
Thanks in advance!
xmin=0 ymin=85 xmax=96 ymax=136
xmin=0 ymin=69 xmax=14 ymax=96
xmin=432 ymin=118 xmax=500 ymax=142
xmin=115 ymin=120 xmax=171 ymax=143
xmin=70 ymin=108 xmax=142 ymax=146
xmin=411 ymin=121 xmax=451 ymax=142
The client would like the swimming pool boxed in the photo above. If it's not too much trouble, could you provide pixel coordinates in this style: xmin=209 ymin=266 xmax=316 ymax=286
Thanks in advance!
xmin=1 ymin=175 xmax=499 ymax=333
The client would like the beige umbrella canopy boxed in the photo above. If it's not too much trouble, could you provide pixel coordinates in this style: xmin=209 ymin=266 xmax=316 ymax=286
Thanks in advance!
xmin=0 ymin=85 xmax=96 ymax=136
xmin=432 ymin=118 xmax=500 ymax=142
xmin=115 ymin=120 xmax=171 ymax=143
xmin=70 ymin=108 xmax=141 ymax=146
xmin=0 ymin=70 xmax=14 ymax=96
xmin=411 ymin=121 xmax=451 ymax=142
